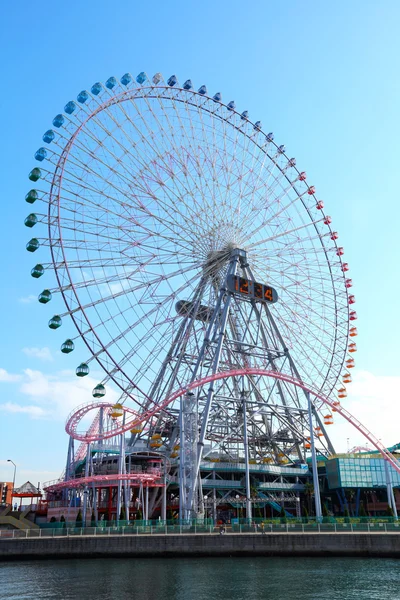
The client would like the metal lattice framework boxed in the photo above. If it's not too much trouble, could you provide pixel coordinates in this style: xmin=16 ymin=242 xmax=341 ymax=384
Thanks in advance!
xmin=26 ymin=71 xmax=358 ymax=518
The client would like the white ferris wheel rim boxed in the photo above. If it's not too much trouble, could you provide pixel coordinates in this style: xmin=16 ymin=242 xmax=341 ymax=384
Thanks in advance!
xmin=26 ymin=72 xmax=353 ymax=411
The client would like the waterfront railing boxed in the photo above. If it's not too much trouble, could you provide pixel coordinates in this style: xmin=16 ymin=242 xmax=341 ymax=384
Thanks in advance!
xmin=2 ymin=521 xmax=400 ymax=539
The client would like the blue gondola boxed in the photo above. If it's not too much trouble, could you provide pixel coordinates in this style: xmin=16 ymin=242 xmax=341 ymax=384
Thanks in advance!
xmin=77 ymin=90 xmax=89 ymax=103
xmin=106 ymin=76 xmax=117 ymax=89
xmin=213 ymin=92 xmax=221 ymax=102
xmin=198 ymin=85 xmax=207 ymax=95
xmin=167 ymin=75 xmax=177 ymax=87
xmin=34 ymin=148 xmax=47 ymax=162
xmin=52 ymin=114 xmax=64 ymax=128
xmin=43 ymin=130 xmax=55 ymax=144
xmin=64 ymin=101 xmax=76 ymax=115
xmin=136 ymin=72 xmax=147 ymax=84
xmin=241 ymin=111 xmax=249 ymax=120
xmin=91 ymin=82 xmax=102 ymax=95
xmin=120 ymin=73 xmax=132 ymax=86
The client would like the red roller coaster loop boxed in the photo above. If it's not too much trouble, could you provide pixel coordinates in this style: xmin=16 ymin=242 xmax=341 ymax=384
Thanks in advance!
xmin=44 ymin=472 xmax=163 ymax=493
xmin=65 ymin=368 xmax=400 ymax=476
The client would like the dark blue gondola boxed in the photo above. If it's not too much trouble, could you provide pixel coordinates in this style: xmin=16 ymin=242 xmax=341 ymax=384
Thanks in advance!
xmin=106 ymin=77 xmax=117 ymax=89
xmin=91 ymin=82 xmax=102 ymax=95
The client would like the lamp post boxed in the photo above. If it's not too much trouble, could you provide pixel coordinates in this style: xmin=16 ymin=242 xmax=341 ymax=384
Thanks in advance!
xmin=236 ymin=495 xmax=240 ymax=520
xmin=7 ymin=460 xmax=16 ymax=507
xmin=203 ymin=495 xmax=208 ymax=520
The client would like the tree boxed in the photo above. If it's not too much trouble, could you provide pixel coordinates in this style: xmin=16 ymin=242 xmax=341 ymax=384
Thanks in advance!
xmin=279 ymin=506 xmax=287 ymax=524
xmin=60 ymin=515 xmax=66 ymax=528
xmin=302 ymin=505 xmax=309 ymax=523
xmin=120 ymin=505 xmax=126 ymax=521
xmin=344 ymin=507 xmax=350 ymax=523
xmin=359 ymin=502 xmax=367 ymax=518
xmin=49 ymin=516 xmax=57 ymax=523
xmin=322 ymin=503 xmax=329 ymax=522
xmin=346 ymin=489 xmax=356 ymax=516
xmin=76 ymin=509 xmax=83 ymax=525
xmin=91 ymin=510 xmax=96 ymax=526
xmin=385 ymin=505 xmax=394 ymax=517
xmin=304 ymin=482 xmax=314 ymax=516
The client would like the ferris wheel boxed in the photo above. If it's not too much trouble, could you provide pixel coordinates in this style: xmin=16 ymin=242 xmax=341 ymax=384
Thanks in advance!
xmin=25 ymin=71 xmax=358 ymax=514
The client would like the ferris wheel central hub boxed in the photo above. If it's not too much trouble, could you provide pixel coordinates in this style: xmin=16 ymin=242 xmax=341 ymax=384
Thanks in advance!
xmin=204 ymin=246 xmax=247 ymax=272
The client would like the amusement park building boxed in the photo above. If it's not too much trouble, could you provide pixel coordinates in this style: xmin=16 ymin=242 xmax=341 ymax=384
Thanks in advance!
xmin=39 ymin=446 xmax=400 ymax=524
xmin=0 ymin=482 xmax=13 ymax=506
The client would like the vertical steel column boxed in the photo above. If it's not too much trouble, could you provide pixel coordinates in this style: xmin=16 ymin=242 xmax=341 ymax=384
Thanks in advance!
xmin=64 ymin=436 xmax=74 ymax=504
xmin=307 ymin=392 xmax=322 ymax=521
xmin=145 ymin=486 xmax=149 ymax=522
xmin=187 ymin=264 xmax=238 ymax=511
xmin=179 ymin=395 xmax=186 ymax=520
xmin=162 ymin=471 xmax=167 ymax=521
xmin=242 ymin=394 xmax=252 ymax=521
xmin=116 ymin=414 xmax=125 ymax=522
xmin=92 ymin=482 xmax=97 ymax=524
xmin=385 ymin=460 xmax=398 ymax=518
xmin=212 ymin=473 xmax=217 ymax=522
xmin=82 ymin=443 xmax=90 ymax=525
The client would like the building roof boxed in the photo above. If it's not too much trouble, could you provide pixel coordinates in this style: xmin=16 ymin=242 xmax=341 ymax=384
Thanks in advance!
xmin=12 ymin=481 xmax=42 ymax=497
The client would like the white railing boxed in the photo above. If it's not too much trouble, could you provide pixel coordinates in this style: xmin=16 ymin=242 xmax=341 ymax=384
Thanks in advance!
xmin=1 ymin=522 xmax=400 ymax=539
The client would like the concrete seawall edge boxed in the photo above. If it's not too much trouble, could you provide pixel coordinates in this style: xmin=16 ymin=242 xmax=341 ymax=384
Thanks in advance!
xmin=2 ymin=533 xmax=400 ymax=561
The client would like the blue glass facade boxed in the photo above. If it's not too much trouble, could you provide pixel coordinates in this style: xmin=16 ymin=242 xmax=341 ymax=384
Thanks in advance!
xmin=326 ymin=457 xmax=400 ymax=489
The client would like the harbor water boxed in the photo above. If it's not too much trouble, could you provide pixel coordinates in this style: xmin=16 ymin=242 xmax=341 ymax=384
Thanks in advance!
xmin=1 ymin=556 xmax=400 ymax=599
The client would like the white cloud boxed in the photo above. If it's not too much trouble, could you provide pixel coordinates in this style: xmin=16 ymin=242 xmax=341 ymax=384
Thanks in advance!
xmin=328 ymin=370 xmax=400 ymax=453
xmin=22 ymin=347 xmax=53 ymax=362
xmin=0 ymin=402 xmax=47 ymax=418
xmin=0 ymin=368 xmax=22 ymax=382
xmin=0 ymin=365 xmax=119 ymax=426
xmin=18 ymin=295 xmax=37 ymax=304
xmin=19 ymin=368 xmax=119 ymax=421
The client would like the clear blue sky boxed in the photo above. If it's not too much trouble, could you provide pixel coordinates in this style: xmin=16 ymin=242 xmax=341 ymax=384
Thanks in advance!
xmin=1 ymin=0 xmax=400 ymax=486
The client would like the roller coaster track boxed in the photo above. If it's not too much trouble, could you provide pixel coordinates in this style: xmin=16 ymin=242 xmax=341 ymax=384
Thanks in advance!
xmin=43 ymin=472 xmax=164 ymax=493
xmin=65 ymin=368 xmax=400 ymax=477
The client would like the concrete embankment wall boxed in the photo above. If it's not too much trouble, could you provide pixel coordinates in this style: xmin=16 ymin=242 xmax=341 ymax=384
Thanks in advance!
xmin=2 ymin=533 xmax=400 ymax=560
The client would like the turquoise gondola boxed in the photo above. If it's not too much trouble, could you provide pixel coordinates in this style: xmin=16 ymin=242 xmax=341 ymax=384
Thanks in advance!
xmin=61 ymin=339 xmax=75 ymax=354
xmin=38 ymin=290 xmax=52 ymax=304
xmin=76 ymin=363 xmax=89 ymax=377
xmin=26 ymin=238 xmax=39 ymax=252
xmin=29 ymin=168 xmax=41 ymax=182
xmin=92 ymin=384 xmax=106 ymax=398
xmin=48 ymin=315 xmax=62 ymax=329
xmin=24 ymin=214 xmax=38 ymax=228
xmin=31 ymin=264 xmax=44 ymax=278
